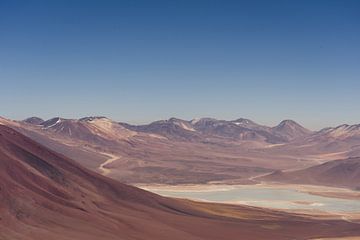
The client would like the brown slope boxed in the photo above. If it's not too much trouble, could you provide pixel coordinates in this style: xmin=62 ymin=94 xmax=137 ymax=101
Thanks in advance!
xmin=0 ymin=125 xmax=183 ymax=239
xmin=260 ymin=157 xmax=360 ymax=189
xmin=1 ymin=125 xmax=360 ymax=239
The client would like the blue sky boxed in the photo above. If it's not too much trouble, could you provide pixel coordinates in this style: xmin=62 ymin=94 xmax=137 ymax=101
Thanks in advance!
xmin=0 ymin=0 xmax=359 ymax=129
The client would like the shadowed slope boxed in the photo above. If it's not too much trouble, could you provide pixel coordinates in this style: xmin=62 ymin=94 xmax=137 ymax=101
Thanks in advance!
xmin=260 ymin=157 xmax=360 ymax=189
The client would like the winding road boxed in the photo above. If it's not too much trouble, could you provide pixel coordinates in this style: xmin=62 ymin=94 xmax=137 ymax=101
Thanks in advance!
xmin=99 ymin=152 xmax=120 ymax=175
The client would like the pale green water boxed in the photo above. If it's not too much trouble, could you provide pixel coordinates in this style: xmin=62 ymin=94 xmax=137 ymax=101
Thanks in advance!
xmin=149 ymin=185 xmax=360 ymax=213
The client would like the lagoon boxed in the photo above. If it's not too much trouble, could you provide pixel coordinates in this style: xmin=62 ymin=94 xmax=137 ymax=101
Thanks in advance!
xmin=145 ymin=184 xmax=360 ymax=213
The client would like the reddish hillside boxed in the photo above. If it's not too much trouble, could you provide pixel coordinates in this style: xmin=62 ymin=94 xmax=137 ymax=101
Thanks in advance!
xmin=260 ymin=157 xmax=360 ymax=189
xmin=1 ymin=125 xmax=360 ymax=239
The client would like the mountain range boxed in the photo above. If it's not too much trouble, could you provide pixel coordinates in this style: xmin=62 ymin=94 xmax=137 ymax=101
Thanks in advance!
xmin=122 ymin=117 xmax=311 ymax=143
xmin=3 ymin=124 xmax=360 ymax=239
xmin=2 ymin=115 xmax=360 ymax=187
xmin=22 ymin=116 xmax=359 ymax=145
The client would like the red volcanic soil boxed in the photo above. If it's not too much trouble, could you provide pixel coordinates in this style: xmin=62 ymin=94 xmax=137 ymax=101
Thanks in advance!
xmin=0 ymin=125 xmax=360 ymax=240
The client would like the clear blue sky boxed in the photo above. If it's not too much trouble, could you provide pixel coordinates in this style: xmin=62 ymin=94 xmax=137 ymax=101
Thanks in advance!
xmin=0 ymin=0 xmax=359 ymax=129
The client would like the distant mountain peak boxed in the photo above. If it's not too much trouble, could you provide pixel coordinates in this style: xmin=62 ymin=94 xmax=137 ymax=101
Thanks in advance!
xmin=233 ymin=118 xmax=254 ymax=124
xmin=231 ymin=118 xmax=259 ymax=127
xmin=191 ymin=117 xmax=218 ymax=125
xmin=277 ymin=119 xmax=299 ymax=127
xmin=316 ymin=123 xmax=360 ymax=139
xmin=23 ymin=117 xmax=44 ymax=125
xmin=272 ymin=120 xmax=311 ymax=141
xmin=41 ymin=117 xmax=65 ymax=129
xmin=190 ymin=118 xmax=201 ymax=124
xmin=337 ymin=124 xmax=350 ymax=128
xmin=154 ymin=118 xmax=196 ymax=132
xmin=79 ymin=116 xmax=110 ymax=122
xmin=48 ymin=117 xmax=64 ymax=121
xmin=167 ymin=117 xmax=187 ymax=123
